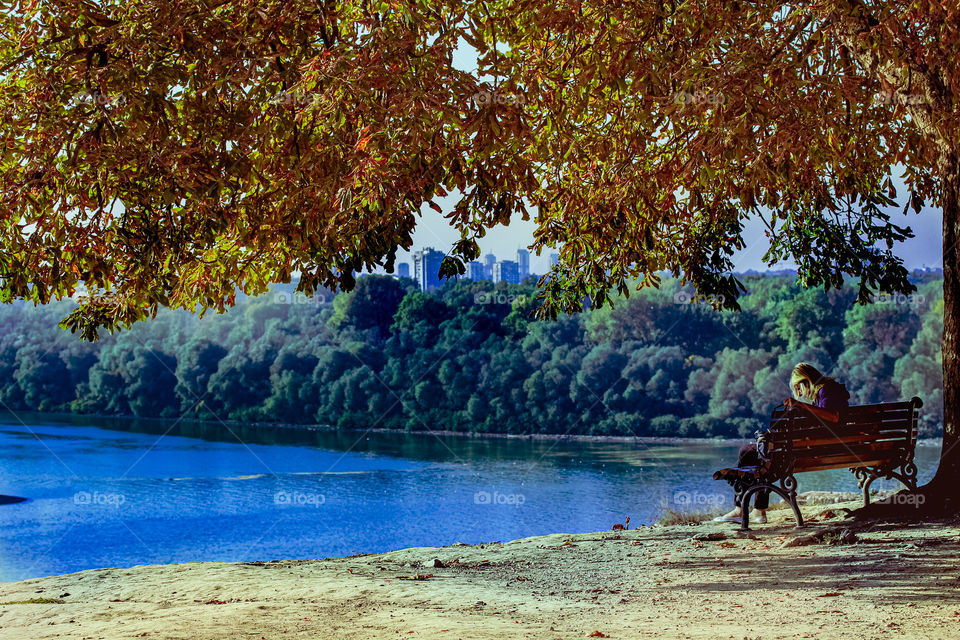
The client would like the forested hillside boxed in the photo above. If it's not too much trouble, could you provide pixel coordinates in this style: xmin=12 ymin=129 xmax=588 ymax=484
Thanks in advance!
xmin=0 ymin=273 xmax=944 ymax=438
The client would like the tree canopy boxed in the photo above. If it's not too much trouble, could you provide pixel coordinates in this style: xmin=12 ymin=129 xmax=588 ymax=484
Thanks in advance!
xmin=2 ymin=1 xmax=954 ymax=339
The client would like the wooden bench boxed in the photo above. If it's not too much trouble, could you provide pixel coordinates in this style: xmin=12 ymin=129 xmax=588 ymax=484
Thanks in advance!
xmin=712 ymin=397 xmax=923 ymax=530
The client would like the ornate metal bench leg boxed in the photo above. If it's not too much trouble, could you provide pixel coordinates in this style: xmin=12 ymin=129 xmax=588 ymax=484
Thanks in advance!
xmin=884 ymin=462 xmax=919 ymax=495
xmin=780 ymin=476 xmax=803 ymax=528
xmin=854 ymin=463 xmax=919 ymax=507
xmin=899 ymin=461 xmax=919 ymax=492
xmin=786 ymin=495 xmax=804 ymax=528
xmin=852 ymin=468 xmax=877 ymax=508
xmin=741 ymin=482 xmax=804 ymax=529
xmin=737 ymin=486 xmax=760 ymax=531
xmin=732 ymin=478 xmax=750 ymax=530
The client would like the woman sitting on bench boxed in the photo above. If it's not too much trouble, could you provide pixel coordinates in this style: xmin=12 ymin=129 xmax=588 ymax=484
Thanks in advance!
xmin=714 ymin=362 xmax=850 ymax=523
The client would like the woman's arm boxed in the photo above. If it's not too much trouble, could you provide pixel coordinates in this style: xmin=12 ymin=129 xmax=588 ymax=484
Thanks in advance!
xmin=783 ymin=397 xmax=840 ymax=423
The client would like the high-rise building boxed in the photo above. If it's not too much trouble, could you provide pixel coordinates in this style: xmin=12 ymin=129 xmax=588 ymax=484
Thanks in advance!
xmin=467 ymin=261 xmax=484 ymax=281
xmin=493 ymin=260 xmax=520 ymax=285
xmin=397 ymin=262 xmax=411 ymax=279
xmin=549 ymin=253 xmax=560 ymax=267
xmin=516 ymin=249 xmax=530 ymax=280
xmin=412 ymin=248 xmax=446 ymax=291
xmin=483 ymin=254 xmax=496 ymax=280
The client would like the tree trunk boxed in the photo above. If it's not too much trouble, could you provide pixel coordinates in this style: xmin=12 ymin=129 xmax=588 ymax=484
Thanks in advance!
xmin=922 ymin=149 xmax=960 ymax=510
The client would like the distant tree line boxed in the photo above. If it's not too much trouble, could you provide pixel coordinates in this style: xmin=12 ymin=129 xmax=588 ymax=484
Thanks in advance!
xmin=0 ymin=272 xmax=944 ymax=438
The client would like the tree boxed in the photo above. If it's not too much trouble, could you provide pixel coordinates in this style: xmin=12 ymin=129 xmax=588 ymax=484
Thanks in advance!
xmin=2 ymin=1 xmax=959 ymax=508
xmin=522 ymin=339 xmax=585 ymax=434
xmin=174 ymin=339 xmax=228 ymax=416
xmin=704 ymin=347 xmax=776 ymax=436
xmin=124 ymin=348 xmax=179 ymax=417
xmin=894 ymin=284 xmax=944 ymax=435
xmin=327 ymin=275 xmax=411 ymax=341
xmin=572 ymin=345 xmax=628 ymax=421
xmin=838 ymin=299 xmax=922 ymax=403
xmin=775 ymin=287 xmax=857 ymax=355
xmin=13 ymin=347 xmax=73 ymax=412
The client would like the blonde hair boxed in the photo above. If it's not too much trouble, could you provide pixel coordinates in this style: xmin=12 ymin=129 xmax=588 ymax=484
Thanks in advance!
xmin=789 ymin=362 xmax=836 ymax=402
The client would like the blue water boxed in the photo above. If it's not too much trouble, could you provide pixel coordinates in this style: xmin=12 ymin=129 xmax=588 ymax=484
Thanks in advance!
xmin=0 ymin=414 xmax=941 ymax=582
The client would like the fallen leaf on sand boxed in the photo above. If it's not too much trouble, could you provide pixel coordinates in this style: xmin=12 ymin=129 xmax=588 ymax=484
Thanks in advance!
xmin=588 ymin=631 xmax=607 ymax=638
xmin=205 ymin=599 xmax=227 ymax=605
xmin=691 ymin=532 xmax=726 ymax=542
xmin=781 ymin=534 xmax=822 ymax=548
xmin=817 ymin=592 xmax=843 ymax=597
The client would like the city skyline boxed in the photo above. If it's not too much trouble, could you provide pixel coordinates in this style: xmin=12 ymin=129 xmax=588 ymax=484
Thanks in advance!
xmin=376 ymin=157 xmax=944 ymax=277
xmin=383 ymin=201 xmax=943 ymax=281
xmin=405 ymin=248 xmax=532 ymax=291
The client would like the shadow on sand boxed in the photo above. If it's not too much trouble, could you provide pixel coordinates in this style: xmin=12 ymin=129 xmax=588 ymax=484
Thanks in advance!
xmin=654 ymin=516 xmax=960 ymax=603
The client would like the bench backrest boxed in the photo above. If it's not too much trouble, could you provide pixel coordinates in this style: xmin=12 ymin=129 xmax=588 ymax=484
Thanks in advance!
xmin=763 ymin=397 xmax=922 ymax=474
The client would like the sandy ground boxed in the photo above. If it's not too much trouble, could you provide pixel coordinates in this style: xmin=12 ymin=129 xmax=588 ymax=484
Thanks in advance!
xmin=2 ymin=496 xmax=959 ymax=640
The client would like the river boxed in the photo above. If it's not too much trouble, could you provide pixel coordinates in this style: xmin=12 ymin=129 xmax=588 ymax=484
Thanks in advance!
xmin=0 ymin=413 xmax=941 ymax=582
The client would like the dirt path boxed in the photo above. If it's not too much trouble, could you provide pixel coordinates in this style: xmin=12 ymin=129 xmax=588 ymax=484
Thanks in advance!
xmin=1 ymin=503 xmax=959 ymax=639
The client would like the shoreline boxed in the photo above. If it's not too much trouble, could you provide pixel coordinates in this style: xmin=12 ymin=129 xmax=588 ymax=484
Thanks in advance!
xmin=2 ymin=494 xmax=957 ymax=639
xmin=3 ymin=409 xmax=946 ymax=447
xmin=3 ymin=409 xmax=751 ymax=445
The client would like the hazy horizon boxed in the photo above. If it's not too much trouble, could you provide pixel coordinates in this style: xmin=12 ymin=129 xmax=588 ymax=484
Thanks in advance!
xmin=387 ymin=199 xmax=943 ymax=277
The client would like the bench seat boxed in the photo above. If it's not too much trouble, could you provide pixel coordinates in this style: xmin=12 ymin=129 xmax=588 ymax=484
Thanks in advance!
xmin=712 ymin=466 xmax=761 ymax=481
